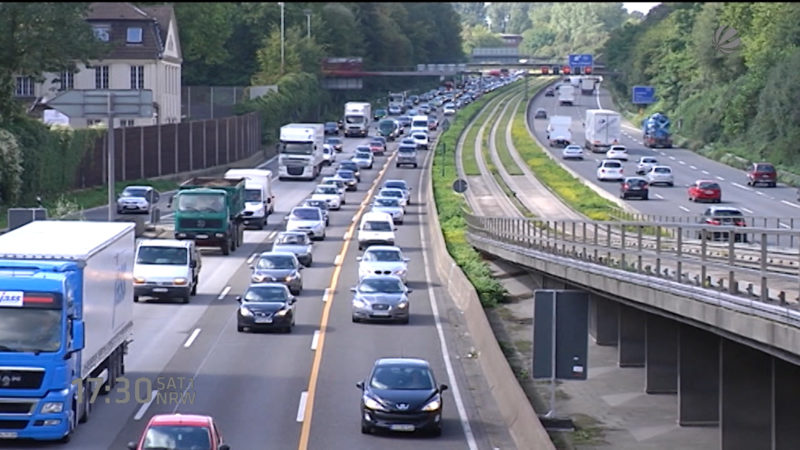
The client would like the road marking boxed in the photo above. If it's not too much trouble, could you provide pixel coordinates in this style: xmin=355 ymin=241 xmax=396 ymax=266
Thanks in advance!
xmin=732 ymin=182 xmax=752 ymax=191
xmin=702 ymin=170 xmax=710 ymax=175
xmin=669 ymin=156 xmax=676 ymax=160
xmin=343 ymin=230 xmax=352 ymax=240
xmin=416 ymin=151 xmax=479 ymax=450
xmin=654 ymin=193 xmax=664 ymax=199
xmin=679 ymin=161 xmax=686 ymax=165
xmin=351 ymin=215 xmax=358 ymax=222
xmin=690 ymin=165 xmax=697 ymax=170
xmin=296 ymin=391 xmax=308 ymax=422
xmin=595 ymin=85 xmax=602 ymax=109
xmin=134 ymin=390 xmax=159 ymax=420
xmin=183 ymin=328 xmax=201 ymax=348
xmin=247 ymin=253 xmax=259 ymax=264
xmin=679 ymin=206 xmax=690 ymax=212
xmin=322 ymin=288 xmax=330 ymax=302
xmin=716 ymin=176 xmax=725 ymax=181
xmin=756 ymin=191 xmax=765 ymax=196
xmin=311 ymin=330 xmax=320 ymax=351
xmin=334 ymin=254 xmax=343 ymax=266
xmin=741 ymin=207 xmax=754 ymax=214
xmin=780 ymin=222 xmax=791 ymax=229
xmin=660 ymin=152 xmax=666 ymax=156
xmin=782 ymin=200 xmax=800 ymax=209
xmin=268 ymin=230 xmax=277 ymax=240
xmin=217 ymin=286 xmax=230 ymax=300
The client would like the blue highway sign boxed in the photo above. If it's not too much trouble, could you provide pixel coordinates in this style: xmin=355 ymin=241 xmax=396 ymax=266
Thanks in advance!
xmin=632 ymin=86 xmax=656 ymax=104
xmin=568 ymin=54 xmax=593 ymax=67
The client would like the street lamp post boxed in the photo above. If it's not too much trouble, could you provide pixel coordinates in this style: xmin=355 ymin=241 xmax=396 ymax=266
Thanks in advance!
xmin=279 ymin=2 xmax=285 ymax=74
xmin=303 ymin=9 xmax=311 ymax=39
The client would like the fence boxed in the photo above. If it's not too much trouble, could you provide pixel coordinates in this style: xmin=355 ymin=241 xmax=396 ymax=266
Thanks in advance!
xmin=74 ymin=112 xmax=262 ymax=189
xmin=182 ymin=86 xmax=248 ymax=121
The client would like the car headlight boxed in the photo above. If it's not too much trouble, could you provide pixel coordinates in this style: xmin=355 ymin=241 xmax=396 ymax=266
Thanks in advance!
xmin=394 ymin=268 xmax=407 ymax=276
xmin=397 ymin=301 xmax=408 ymax=309
xmin=41 ymin=402 xmax=63 ymax=413
xmin=363 ymin=395 xmax=386 ymax=411
xmin=275 ymin=308 xmax=290 ymax=316
xmin=252 ymin=274 xmax=267 ymax=282
xmin=421 ymin=394 xmax=441 ymax=411
xmin=173 ymin=277 xmax=188 ymax=286
xmin=353 ymin=299 xmax=366 ymax=308
xmin=285 ymin=274 xmax=296 ymax=282
xmin=239 ymin=307 xmax=254 ymax=317
xmin=133 ymin=276 xmax=146 ymax=284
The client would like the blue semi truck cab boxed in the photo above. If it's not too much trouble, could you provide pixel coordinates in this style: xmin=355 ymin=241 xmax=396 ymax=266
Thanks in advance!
xmin=0 ymin=221 xmax=134 ymax=442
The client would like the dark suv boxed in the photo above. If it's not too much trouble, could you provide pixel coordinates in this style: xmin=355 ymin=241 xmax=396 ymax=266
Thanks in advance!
xmin=697 ymin=206 xmax=748 ymax=242
xmin=619 ymin=177 xmax=649 ymax=200
xmin=746 ymin=162 xmax=777 ymax=187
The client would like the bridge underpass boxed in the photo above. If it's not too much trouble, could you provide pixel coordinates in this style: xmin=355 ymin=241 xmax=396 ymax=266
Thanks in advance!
xmin=466 ymin=215 xmax=800 ymax=450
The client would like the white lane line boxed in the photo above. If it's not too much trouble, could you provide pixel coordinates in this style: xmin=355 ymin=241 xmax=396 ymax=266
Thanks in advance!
xmin=702 ymin=170 xmax=710 ymax=175
xmin=780 ymin=222 xmax=791 ymax=229
xmin=679 ymin=206 xmax=690 ymax=212
xmin=217 ymin=286 xmax=231 ymax=300
xmin=654 ymin=193 xmax=664 ymax=200
xmin=417 ymin=150 xmax=478 ymax=450
xmin=322 ymin=288 xmax=330 ymax=302
xmin=669 ymin=156 xmax=676 ymax=160
xmin=660 ymin=152 xmax=667 ymax=156
xmin=716 ymin=176 xmax=725 ymax=181
xmin=183 ymin=328 xmax=201 ymax=348
xmin=247 ymin=253 xmax=259 ymax=264
xmin=741 ymin=207 xmax=754 ymax=214
xmin=334 ymin=254 xmax=343 ymax=266
xmin=679 ymin=161 xmax=686 ymax=165
xmin=296 ymin=391 xmax=309 ymax=422
xmin=595 ymin=86 xmax=602 ymax=109
xmin=690 ymin=165 xmax=697 ymax=170
xmin=351 ymin=215 xmax=359 ymax=222
xmin=732 ymin=182 xmax=752 ymax=191
xmin=311 ymin=330 xmax=320 ymax=351
xmin=134 ymin=390 xmax=159 ymax=421
xmin=343 ymin=230 xmax=352 ymax=240
xmin=268 ymin=231 xmax=277 ymax=240
xmin=756 ymin=191 xmax=765 ymax=196
xmin=782 ymin=200 xmax=800 ymax=209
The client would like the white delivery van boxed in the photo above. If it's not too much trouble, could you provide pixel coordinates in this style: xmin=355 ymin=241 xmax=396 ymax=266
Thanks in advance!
xmin=410 ymin=115 xmax=429 ymax=134
xmin=133 ymin=238 xmax=201 ymax=304
xmin=225 ymin=168 xmax=274 ymax=228
xmin=357 ymin=212 xmax=397 ymax=251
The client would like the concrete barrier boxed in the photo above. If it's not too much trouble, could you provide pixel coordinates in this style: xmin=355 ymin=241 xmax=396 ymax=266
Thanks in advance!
xmin=423 ymin=158 xmax=555 ymax=449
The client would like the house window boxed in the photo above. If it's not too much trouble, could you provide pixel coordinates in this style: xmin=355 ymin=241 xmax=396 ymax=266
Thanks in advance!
xmin=120 ymin=119 xmax=135 ymax=127
xmin=14 ymin=76 xmax=34 ymax=97
xmin=93 ymin=25 xmax=111 ymax=42
xmin=95 ymin=66 xmax=109 ymax=89
xmin=59 ymin=71 xmax=74 ymax=91
xmin=167 ymin=36 xmax=174 ymax=52
xmin=130 ymin=65 xmax=144 ymax=89
xmin=127 ymin=27 xmax=143 ymax=44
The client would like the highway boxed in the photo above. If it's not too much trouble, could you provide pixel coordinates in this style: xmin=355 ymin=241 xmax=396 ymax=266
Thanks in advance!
xmin=1 ymin=111 xmax=505 ymax=449
xmin=527 ymin=81 xmax=800 ymax=226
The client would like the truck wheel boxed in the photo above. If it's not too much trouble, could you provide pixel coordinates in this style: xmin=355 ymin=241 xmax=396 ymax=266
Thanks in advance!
xmin=191 ymin=279 xmax=198 ymax=296
xmin=133 ymin=295 xmax=139 ymax=303
xmin=78 ymin=380 xmax=91 ymax=423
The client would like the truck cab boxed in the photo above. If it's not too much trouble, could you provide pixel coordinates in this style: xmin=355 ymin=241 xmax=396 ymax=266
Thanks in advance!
xmin=278 ymin=123 xmax=324 ymax=181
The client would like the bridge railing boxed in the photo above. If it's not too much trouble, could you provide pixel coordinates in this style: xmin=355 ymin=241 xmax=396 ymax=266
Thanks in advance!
xmin=464 ymin=214 xmax=800 ymax=306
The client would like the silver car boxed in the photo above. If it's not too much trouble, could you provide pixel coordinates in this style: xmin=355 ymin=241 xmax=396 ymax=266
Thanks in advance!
xmin=117 ymin=185 xmax=159 ymax=215
xmin=250 ymin=252 xmax=304 ymax=295
xmin=636 ymin=156 xmax=659 ymax=175
xmin=382 ymin=180 xmax=412 ymax=205
xmin=376 ymin=188 xmax=408 ymax=209
xmin=645 ymin=165 xmax=674 ymax=186
xmin=371 ymin=197 xmax=405 ymax=224
xmin=351 ymin=275 xmax=412 ymax=324
xmin=285 ymin=206 xmax=326 ymax=240
xmin=357 ymin=246 xmax=410 ymax=283
xmin=352 ymin=151 xmax=374 ymax=170
xmin=271 ymin=231 xmax=313 ymax=267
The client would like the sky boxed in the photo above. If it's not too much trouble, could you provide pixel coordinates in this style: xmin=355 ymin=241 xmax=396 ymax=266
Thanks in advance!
xmin=623 ymin=2 xmax=661 ymax=15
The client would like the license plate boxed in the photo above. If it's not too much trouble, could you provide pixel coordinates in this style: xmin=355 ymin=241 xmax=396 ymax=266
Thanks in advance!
xmin=255 ymin=317 xmax=273 ymax=324
xmin=0 ymin=432 xmax=18 ymax=439
xmin=372 ymin=311 xmax=390 ymax=317
xmin=196 ymin=234 xmax=209 ymax=239
xmin=390 ymin=424 xmax=415 ymax=432
xmin=704 ymin=190 xmax=714 ymax=195
xmin=152 ymin=288 xmax=168 ymax=293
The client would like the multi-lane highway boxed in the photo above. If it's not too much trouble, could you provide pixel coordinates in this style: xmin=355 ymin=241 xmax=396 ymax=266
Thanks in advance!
xmin=528 ymin=81 xmax=800 ymax=225
xmin=2 ymin=110 xmax=511 ymax=449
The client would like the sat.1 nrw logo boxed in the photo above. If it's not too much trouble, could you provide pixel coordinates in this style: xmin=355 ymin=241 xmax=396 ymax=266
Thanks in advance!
xmin=713 ymin=25 xmax=741 ymax=55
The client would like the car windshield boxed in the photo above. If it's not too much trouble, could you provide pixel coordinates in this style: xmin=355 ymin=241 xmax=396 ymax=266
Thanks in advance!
xmin=243 ymin=286 xmax=289 ymax=303
xmin=384 ymin=182 xmax=406 ymax=190
xmin=399 ymin=147 xmax=416 ymax=154
xmin=275 ymin=234 xmax=307 ymax=245
xmin=327 ymin=138 xmax=341 ymax=145
xmin=245 ymin=189 xmax=262 ymax=202
xmin=627 ymin=179 xmax=647 ymax=186
xmin=370 ymin=365 xmax=434 ymax=390
xmin=121 ymin=188 xmax=148 ymax=198
xmin=177 ymin=194 xmax=225 ymax=213
xmin=142 ymin=425 xmax=211 ymax=449
xmin=325 ymin=122 xmax=337 ymax=128
xmin=654 ymin=167 xmax=671 ymax=174
xmin=256 ymin=255 xmax=295 ymax=270
xmin=359 ymin=277 xmax=404 ymax=293
xmin=643 ymin=158 xmax=657 ymax=164
xmin=698 ymin=182 xmax=720 ymax=189
xmin=756 ymin=164 xmax=775 ymax=173
xmin=709 ymin=209 xmax=743 ymax=217
xmin=315 ymin=186 xmax=338 ymax=195
xmin=337 ymin=171 xmax=354 ymax=179
xmin=340 ymin=162 xmax=357 ymax=170
xmin=345 ymin=116 xmax=364 ymax=124
xmin=355 ymin=152 xmax=371 ymax=159
xmin=364 ymin=250 xmax=403 ymax=262
xmin=363 ymin=220 xmax=392 ymax=231
xmin=380 ymin=190 xmax=402 ymax=198
xmin=413 ymin=134 xmax=426 ymax=140
xmin=375 ymin=198 xmax=400 ymax=207
xmin=290 ymin=208 xmax=320 ymax=220
xmin=137 ymin=246 xmax=188 ymax=265
xmin=304 ymin=200 xmax=327 ymax=210
xmin=603 ymin=162 xmax=621 ymax=168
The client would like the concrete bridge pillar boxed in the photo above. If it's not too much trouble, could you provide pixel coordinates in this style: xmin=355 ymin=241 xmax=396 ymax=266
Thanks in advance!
xmin=720 ymin=340 xmax=771 ymax=450
xmin=645 ymin=315 xmax=678 ymax=394
xmin=588 ymin=294 xmax=618 ymax=346
xmin=774 ymin=358 xmax=800 ymax=449
xmin=618 ymin=305 xmax=646 ymax=367
xmin=677 ymin=325 xmax=719 ymax=426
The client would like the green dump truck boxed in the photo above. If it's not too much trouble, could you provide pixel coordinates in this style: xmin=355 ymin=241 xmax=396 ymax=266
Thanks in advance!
xmin=171 ymin=177 xmax=246 ymax=255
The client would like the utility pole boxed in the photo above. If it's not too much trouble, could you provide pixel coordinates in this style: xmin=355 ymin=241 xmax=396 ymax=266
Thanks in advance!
xmin=304 ymin=9 xmax=311 ymax=39
xmin=279 ymin=2 xmax=285 ymax=74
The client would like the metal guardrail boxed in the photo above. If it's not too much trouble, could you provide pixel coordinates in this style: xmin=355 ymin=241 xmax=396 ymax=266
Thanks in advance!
xmin=465 ymin=214 xmax=800 ymax=306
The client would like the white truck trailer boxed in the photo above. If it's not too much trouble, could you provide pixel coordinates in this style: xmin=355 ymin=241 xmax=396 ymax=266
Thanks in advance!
xmin=584 ymin=109 xmax=622 ymax=153
xmin=547 ymin=116 xmax=573 ymax=147
xmin=278 ymin=123 xmax=324 ymax=181
xmin=343 ymin=102 xmax=371 ymax=137
xmin=558 ymin=85 xmax=575 ymax=106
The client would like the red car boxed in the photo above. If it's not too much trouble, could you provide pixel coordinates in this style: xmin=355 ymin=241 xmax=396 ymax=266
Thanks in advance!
xmin=368 ymin=139 xmax=385 ymax=156
xmin=128 ymin=414 xmax=230 ymax=450
xmin=746 ymin=162 xmax=777 ymax=187
xmin=688 ymin=180 xmax=721 ymax=203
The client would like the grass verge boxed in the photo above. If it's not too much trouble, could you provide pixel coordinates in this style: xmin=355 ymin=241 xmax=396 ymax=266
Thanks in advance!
xmin=493 ymin=96 xmax=524 ymax=176
xmin=431 ymin=83 xmax=526 ymax=307
xmin=461 ymin=84 xmax=525 ymax=176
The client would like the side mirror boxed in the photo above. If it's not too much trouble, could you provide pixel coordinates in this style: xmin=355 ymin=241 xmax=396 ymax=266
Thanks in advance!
xmin=190 ymin=260 xmax=197 ymax=268
xmin=350 ymin=287 xmax=357 ymax=292
xmin=297 ymin=266 xmax=304 ymax=271
xmin=127 ymin=442 xmax=137 ymax=450
xmin=283 ymin=216 xmax=289 ymax=221
xmin=235 ymin=296 xmax=242 ymax=303
xmin=394 ymin=226 xmax=398 ymax=231
xmin=154 ymin=192 xmax=160 ymax=202
xmin=275 ymin=143 xmax=280 ymax=151
xmin=219 ymin=445 xmax=231 ymax=450
xmin=403 ymin=257 xmax=410 ymax=262
xmin=356 ymin=256 xmax=362 ymax=261
xmin=167 ymin=196 xmax=173 ymax=208
xmin=68 ymin=320 xmax=85 ymax=358
xmin=440 ymin=384 xmax=449 ymax=392
xmin=356 ymin=381 xmax=364 ymax=390
xmin=289 ymin=297 xmax=297 ymax=305
xmin=407 ymin=289 xmax=413 ymax=293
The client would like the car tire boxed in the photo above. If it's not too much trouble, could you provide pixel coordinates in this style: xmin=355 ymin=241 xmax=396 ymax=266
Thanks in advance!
xmin=398 ymin=220 xmax=404 ymax=225
xmin=361 ymin=421 xmax=371 ymax=434
xmin=668 ymin=183 xmax=674 ymax=187
xmin=133 ymin=295 xmax=139 ymax=303
xmin=414 ymin=164 xmax=418 ymax=168
xmin=191 ymin=280 xmax=198 ymax=296
xmin=181 ymin=295 xmax=190 ymax=304
xmin=284 ymin=325 xmax=292 ymax=334
xmin=352 ymin=316 xmax=359 ymax=323
xmin=400 ymin=316 xmax=409 ymax=325
xmin=429 ymin=425 xmax=442 ymax=437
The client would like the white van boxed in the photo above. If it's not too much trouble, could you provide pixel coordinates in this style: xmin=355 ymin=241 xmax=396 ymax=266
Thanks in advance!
xmin=133 ymin=239 xmax=201 ymax=304
xmin=410 ymin=115 xmax=429 ymax=134
xmin=357 ymin=212 xmax=397 ymax=251
xmin=224 ymin=169 xmax=274 ymax=229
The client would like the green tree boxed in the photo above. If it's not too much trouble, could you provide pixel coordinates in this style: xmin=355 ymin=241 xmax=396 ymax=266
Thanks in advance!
xmin=462 ymin=25 xmax=505 ymax=56
xmin=452 ymin=2 xmax=487 ymax=28
xmin=174 ymin=3 xmax=235 ymax=85
xmin=0 ymin=129 xmax=24 ymax=205
xmin=0 ymin=3 xmax=108 ymax=123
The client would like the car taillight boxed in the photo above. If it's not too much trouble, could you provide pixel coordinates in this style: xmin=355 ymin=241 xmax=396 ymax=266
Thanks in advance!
xmin=623 ymin=183 xmax=629 ymax=189
xmin=708 ymin=219 xmax=721 ymax=225
xmin=735 ymin=220 xmax=746 ymax=226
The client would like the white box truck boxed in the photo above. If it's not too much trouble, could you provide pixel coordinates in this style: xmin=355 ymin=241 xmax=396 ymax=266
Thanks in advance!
xmin=558 ymin=85 xmax=575 ymax=106
xmin=584 ymin=109 xmax=621 ymax=153
xmin=224 ymin=168 xmax=274 ymax=229
xmin=580 ymin=77 xmax=595 ymax=95
xmin=547 ymin=116 xmax=573 ymax=147
xmin=344 ymin=102 xmax=371 ymax=137
xmin=278 ymin=123 xmax=324 ymax=181
xmin=0 ymin=220 xmax=135 ymax=441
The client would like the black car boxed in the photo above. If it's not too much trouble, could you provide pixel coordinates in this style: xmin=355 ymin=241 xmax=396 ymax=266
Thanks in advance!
xmin=544 ymin=88 xmax=555 ymax=97
xmin=335 ymin=170 xmax=358 ymax=191
xmin=534 ymin=108 xmax=548 ymax=119
xmin=236 ymin=283 xmax=296 ymax=333
xmin=326 ymin=137 xmax=343 ymax=152
xmin=620 ymin=177 xmax=649 ymax=200
xmin=338 ymin=161 xmax=361 ymax=182
xmin=357 ymin=358 xmax=448 ymax=436
xmin=324 ymin=122 xmax=339 ymax=135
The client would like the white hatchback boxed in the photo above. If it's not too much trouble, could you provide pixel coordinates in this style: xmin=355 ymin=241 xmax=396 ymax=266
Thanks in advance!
xmin=645 ymin=165 xmax=674 ymax=186
xmin=562 ymin=144 xmax=584 ymax=160
xmin=636 ymin=156 xmax=659 ymax=175
xmin=596 ymin=159 xmax=624 ymax=181
xmin=606 ymin=145 xmax=628 ymax=161
xmin=310 ymin=184 xmax=343 ymax=210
